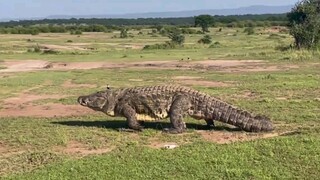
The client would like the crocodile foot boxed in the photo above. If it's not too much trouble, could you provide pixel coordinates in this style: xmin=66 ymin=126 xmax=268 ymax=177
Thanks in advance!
xmin=162 ymin=128 xmax=184 ymax=134
xmin=118 ymin=128 xmax=142 ymax=132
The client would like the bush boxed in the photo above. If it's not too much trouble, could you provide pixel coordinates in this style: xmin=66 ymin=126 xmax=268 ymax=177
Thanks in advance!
xmin=120 ymin=28 xmax=128 ymax=38
xmin=181 ymin=28 xmax=197 ymax=34
xmin=28 ymin=44 xmax=41 ymax=53
xmin=70 ymin=30 xmax=82 ymax=35
xmin=209 ymin=41 xmax=222 ymax=48
xmin=287 ymin=0 xmax=320 ymax=49
xmin=198 ymin=35 xmax=212 ymax=44
xmin=143 ymin=41 xmax=177 ymax=50
xmin=168 ymin=32 xmax=185 ymax=46
xmin=244 ymin=27 xmax=255 ymax=35
xmin=30 ymin=29 xmax=39 ymax=35
xmin=42 ymin=49 xmax=59 ymax=54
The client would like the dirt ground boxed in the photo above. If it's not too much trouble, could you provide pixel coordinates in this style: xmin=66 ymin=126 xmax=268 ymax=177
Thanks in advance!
xmin=0 ymin=59 xmax=299 ymax=73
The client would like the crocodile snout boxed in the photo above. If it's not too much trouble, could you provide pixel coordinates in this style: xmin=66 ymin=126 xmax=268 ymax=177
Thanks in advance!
xmin=78 ymin=96 xmax=89 ymax=106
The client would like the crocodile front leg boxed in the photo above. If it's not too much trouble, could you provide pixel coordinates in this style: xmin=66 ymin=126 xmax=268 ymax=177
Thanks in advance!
xmin=164 ymin=94 xmax=190 ymax=134
xmin=122 ymin=104 xmax=143 ymax=131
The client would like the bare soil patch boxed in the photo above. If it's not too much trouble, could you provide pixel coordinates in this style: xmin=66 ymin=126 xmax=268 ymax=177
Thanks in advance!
xmin=62 ymin=80 xmax=97 ymax=88
xmin=55 ymin=141 xmax=113 ymax=156
xmin=0 ymin=103 xmax=92 ymax=118
xmin=3 ymin=94 xmax=66 ymax=106
xmin=179 ymin=80 xmax=231 ymax=87
xmin=0 ymin=60 xmax=300 ymax=73
xmin=172 ymin=76 xmax=232 ymax=87
xmin=0 ymin=142 xmax=9 ymax=154
xmin=198 ymin=130 xmax=284 ymax=144
xmin=40 ymin=44 xmax=87 ymax=51
xmin=0 ymin=86 xmax=93 ymax=118
xmin=172 ymin=76 xmax=201 ymax=80
xmin=0 ymin=142 xmax=25 ymax=158
xmin=147 ymin=141 xmax=179 ymax=149
xmin=49 ymin=62 xmax=109 ymax=70
xmin=0 ymin=60 xmax=51 ymax=73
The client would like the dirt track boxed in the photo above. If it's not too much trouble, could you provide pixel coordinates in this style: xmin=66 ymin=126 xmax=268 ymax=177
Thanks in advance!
xmin=0 ymin=59 xmax=299 ymax=73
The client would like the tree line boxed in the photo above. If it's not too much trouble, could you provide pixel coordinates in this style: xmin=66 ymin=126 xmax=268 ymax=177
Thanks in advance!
xmin=0 ymin=13 xmax=288 ymax=35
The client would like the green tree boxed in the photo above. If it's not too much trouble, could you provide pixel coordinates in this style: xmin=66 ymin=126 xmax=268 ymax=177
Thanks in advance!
xmin=287 ymin=0 xmax=320 ymax=49
xmin=168 ymin=32 xmax=185 ymax=46
xmin=120 ymin=28 xmax=128 ymax=38
xmin=244 ymin=27 xmax=255 ymax=35
xmin=195 ymin=15 xmax=215 ymax=33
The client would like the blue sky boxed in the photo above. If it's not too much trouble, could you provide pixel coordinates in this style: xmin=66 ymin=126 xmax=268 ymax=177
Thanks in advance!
xmin=0 ymin=0 xmax=299 ymax=19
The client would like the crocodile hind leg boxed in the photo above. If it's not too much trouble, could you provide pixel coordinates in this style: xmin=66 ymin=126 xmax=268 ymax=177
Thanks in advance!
xmin=122 ymin=104 xmax=143 ymax=131
xmin=164 ymin=94 xmax=190 ymax=134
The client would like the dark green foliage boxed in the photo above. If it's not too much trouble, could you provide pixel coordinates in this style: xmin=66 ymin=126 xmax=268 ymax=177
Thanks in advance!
xmin=159 ymin=26 xmax=181 ymax=36
xmin=120 ymin=28 xmax=128 ymax=38
xmin=244 ymin=27 xmax=255 ymax=35
xmin=42 ymin=49 xmax=59 ymax=54
xmin=143 ymin=31 xmax=185 ymax=50
xmin=209 ymin=41 xmax=222 ymax=48
xmin=71 ymin=30 xmax=82 ymax=35
xmin=287 ymin=0 xmax=320 ymax=49
xmin=143 ymin=41 xmax=177 ymax=50
xmin=28 ymin=44 xmax=41 ymax=53
xmin=0 ymin=14 xmax=288 ymax=28
xmin=156 ymin=25 xmax=163 ymax=32
xmin=198 ymin=35 xmax=212 ymax=44
xmin=168 ymin=32 xmax=185 ymax=46
xmin=0 ymin=14 xmax=289 ymax=35
xmin=195 ymin=15 xmax=215 ymax=33
xmin=181 ymin=28 xmax=197 ymax=34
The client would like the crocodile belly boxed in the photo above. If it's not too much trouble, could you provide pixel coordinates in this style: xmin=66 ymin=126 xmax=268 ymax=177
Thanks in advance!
xmin=136 ymin=114 xmax=157 ymax=121
xmin=135 ymin=112 xmax=168 ymax=121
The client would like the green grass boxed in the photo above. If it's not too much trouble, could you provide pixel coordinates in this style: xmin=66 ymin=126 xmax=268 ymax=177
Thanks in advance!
xmin=5 ymin=134 xmax=320 ymax=179
xmin=0 ymin=27 xmax=319 ymax=179
xmin=0 ymin=28 xmax=319 ymax=62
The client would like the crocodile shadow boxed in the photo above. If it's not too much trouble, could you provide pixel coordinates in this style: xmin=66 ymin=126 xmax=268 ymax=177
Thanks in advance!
xmin=51 ymin=120 xmax=242 ymax=132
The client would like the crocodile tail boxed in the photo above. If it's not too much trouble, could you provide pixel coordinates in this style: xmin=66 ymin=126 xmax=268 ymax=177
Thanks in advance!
xmin=211 ymin=100 xmax=274 ymax=132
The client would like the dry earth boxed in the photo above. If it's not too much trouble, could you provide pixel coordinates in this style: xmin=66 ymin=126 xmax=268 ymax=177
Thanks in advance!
xmin=0 ymin=59 xmax=299 ymax=73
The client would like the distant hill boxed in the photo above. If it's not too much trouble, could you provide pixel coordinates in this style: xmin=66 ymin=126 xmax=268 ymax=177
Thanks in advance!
xmin=47 ymin=5 xmax=294 ymax=19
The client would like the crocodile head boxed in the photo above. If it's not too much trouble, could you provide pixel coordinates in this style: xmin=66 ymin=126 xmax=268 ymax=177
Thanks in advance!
xmin=78 ymin=88 xmax=116 ymax=116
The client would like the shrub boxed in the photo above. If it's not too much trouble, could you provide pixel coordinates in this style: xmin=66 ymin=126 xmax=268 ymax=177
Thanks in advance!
xmin=168 ymin=32 xmax=185 ymax=46
xmin=244 ymin=27 xmax=255 ymax=35
xmin=143 ymin=41 xmax=177 ymax=50
xmin=287 ymin=0 xmax=320 ymax=49
xmin=42 ymin=49 xmax=59 ymax=54
xmin=181 ymin=28 xmax=197 ymax=34
xmin=198 ymin=35 xmax=212 ymax=44
xmin=209 ymin=41 xmax=222 ymax=48
xmin=120 ymin=28 xmax=128 ymax=38
xmin=70 ymin=30 xmax=82 ymax=35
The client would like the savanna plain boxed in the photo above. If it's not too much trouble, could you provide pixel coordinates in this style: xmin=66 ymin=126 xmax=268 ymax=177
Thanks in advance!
xmin=0 ymin=27 xmax=319 ymax=179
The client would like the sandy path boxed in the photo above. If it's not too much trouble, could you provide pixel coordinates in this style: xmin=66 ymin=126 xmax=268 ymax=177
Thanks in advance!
xmin=0 ymin=59 xmax=299 ymax=73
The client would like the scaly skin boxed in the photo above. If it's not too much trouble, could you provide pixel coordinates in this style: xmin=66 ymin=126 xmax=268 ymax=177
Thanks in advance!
xmin=78 ymin=85 xmax=274 ymax=133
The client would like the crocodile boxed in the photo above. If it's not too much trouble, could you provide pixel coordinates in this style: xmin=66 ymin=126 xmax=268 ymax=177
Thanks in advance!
xmin=78 ymin=85 xmax=274 ymax=133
